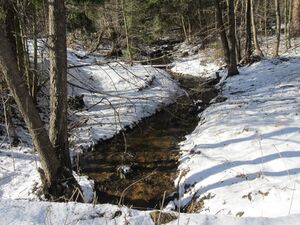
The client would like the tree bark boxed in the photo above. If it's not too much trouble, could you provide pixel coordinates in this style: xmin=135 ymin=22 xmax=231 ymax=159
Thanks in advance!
xmin=0 ymin=24 xmax=61 ymax=186
xmin=2 ymin=95 xmax=19 ymax=147
xmin=227 ymin=0 xmax=239 ymax=76
xmin=274 ymin=0 xmax=281 ymax=56
xmin=251 ymin=0 xmax=264 ymax=56
xmin=264 ymin=0 xmax=269 ymax=49
xmin=48 ymin=0 xmax=71 ymax=170
xmin=285 ymin=0 xmax=289 ymax=49
xmin=234 ymin=0 xmax=242 ymax=62
xmin=288 ymin=0 xmax=294 ymax=47
xmin=292 ymin=0 xmax=300 ymax=35
xmin=214 ymin=0 xmax=230 ymax=65
xmin=32 ymin=0 xmax=38 ymax=102
xmin=121 ymin=0 xmax=132 ymax=62
xmin=245 ymin=0 xmax=252 ymax=62
xmin=0 ymin=22 xmax=82 ymax=203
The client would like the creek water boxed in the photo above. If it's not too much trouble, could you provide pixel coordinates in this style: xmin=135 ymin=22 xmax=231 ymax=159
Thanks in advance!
xmin=78 ymin=74 xmax=217 ymax=209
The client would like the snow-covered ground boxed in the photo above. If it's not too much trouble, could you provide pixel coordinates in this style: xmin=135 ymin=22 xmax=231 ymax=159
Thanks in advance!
xmin=171 ymin=54 xmax=221 ymax=78
xmin=67 ymin=50 xmax=180 ymax=150
xmin=170 ymin=53 xmax=300 ymax=218
xmin=171 ymin=42 xmax=223 ymax=78
xmin=0 ymin=48 xmax=181 ymax=221
xmin=1 ymin=40 xmax=300 ymax=224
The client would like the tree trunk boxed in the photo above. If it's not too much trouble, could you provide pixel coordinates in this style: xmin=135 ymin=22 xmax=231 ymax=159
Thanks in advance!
xmin=48 ymin=0 xmax=72 ymax=170
xmin=121 ymin=0 xmax=132 ymax=62
xmin=274 ymin=0 xmax=281 ymax=56
xmin=214 ymin=0 xmax=230 ymax=65
xmin=288 ymin=0 xmax=294 ymax=47
xmin=245 ymin=0 xmax=252 ymax=62
xmin=285 ymin=0 xmax=289 ymax=49
xmin=1 ymin=92 xmax=19 ymax=147
xmin=292 ymin=0 xmax=300 ymax=35
xmin=3 ymin=0 xmax=17 ymax=56
xmin=264 ymin=0 xmax=269 ymax=49
xmin=234 ymin=0 xmax=242 ymax=62
xmin=181 ymin=15 xmax=188 ymax=42
xmin=0 ymin=24 xmax=60 ymax=187
xmin=0 ymin=23 xmax=82 ymax=202
xmin=227 ymin=0 xmax=239 ymax=76
xmin=251 ymin=0 xmax=264 ymax=56
xmin=32 ymin=0 xmax=38 ymax=102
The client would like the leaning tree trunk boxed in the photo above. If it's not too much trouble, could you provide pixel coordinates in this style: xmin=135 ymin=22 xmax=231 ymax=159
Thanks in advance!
xmin=251 ymin=0 xmax=264 ymax=57
xmin=214 ymin=0 xmax=230 ymax=65
xmin=0 ymin=24 xmax=61 ymax=187
xmin=274 ymin=0 xmax=281 ymax=56
xmin=48 ymin=0 xmax=71 ymax=170
xmin=227 ymin=0 xmax=239 ymax=76
xmin=0 ymin=24 xmax=82 ymax=202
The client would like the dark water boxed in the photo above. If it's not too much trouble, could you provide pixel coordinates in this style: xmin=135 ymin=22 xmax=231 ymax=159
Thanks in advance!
xmin=78 ymin=75 xmax=217 ymax=209
xmin=78 ymin=97 xmax=198 ymax=209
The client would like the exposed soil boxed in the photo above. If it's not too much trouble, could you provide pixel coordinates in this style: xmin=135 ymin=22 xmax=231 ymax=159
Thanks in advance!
xmin=78 ymin=73 xmax=218 ymax=210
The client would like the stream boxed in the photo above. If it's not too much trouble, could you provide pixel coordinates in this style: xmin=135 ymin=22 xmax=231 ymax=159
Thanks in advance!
xmin=78 ymin=69 xmax=218 ymax=209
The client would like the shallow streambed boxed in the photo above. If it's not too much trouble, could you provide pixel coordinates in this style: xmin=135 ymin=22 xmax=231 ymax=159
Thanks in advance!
xmin=78 ymin=74 xmax=217 ymax=209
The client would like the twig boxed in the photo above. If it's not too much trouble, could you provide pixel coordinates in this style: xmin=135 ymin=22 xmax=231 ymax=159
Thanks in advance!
xmin=118 ymin=170 xmax=157 ymax=206
xmin=157 ymin=191 xmax=167 ymax=225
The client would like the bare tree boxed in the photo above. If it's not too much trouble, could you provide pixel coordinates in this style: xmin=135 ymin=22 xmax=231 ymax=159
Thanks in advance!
xmin=48 ymin=0 xmax=71 ymax=169
xmin=264 ymin=0 xmax=269 ymax=48
xmin=274 ymin=0 xmax=281 ymax=56
xmin=288 ymin=0 xmax=294 ymax=47
xmin=214 ymin=0 xmax=230 ymax=65
xmin=292 ymin=0 xmax=300 ymax=35
xmin=245 ymin=0 xmax=252 ymax=62
xmin=227 ymin=0 xmax=239 ymax=76
xmin=0 ymin=1 xmax=82 ymax=201
xmin=251 ymin=0 xmax=264 ymax=56
xmin=285 ymin=0 xmax=289 ymax=49
xmin=0 ymin=25 xmax=69 ymax=198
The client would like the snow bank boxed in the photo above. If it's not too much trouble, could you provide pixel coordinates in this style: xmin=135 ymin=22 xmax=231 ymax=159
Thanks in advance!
xmin=172 ymin=54 xmax=220 ymax=78
xmin=1 ymin=199 xmax=300 ymax=225
xmin=0 ymin=48 xmax=181 ymax=205
xmin=172 ymin=56 xmax=300 ymax=217
xmin=171 ymin=43 xmax=223 ymax=78
xmin=67 ymin=50 xmax=181 ymax=150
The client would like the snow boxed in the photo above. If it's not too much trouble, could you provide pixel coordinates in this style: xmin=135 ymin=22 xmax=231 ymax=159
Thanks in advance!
xmin=1 ymin=199 xmax=300 ymax=225
xmin=0 ymin=46 xmax=181 ymax=218
xmin=0 ymin=200 xmax=154 ymax=225
xmin=172 ymin=54 xmax=220 ymax=78
xmin=67 ymin=50 xmax=181 ymax=150
xmin=171 ymin=44 xmax=223 ymax=78
xmin=169 ymin=213 xmax=300 ymax=225
xmin=2 ymin=40 xmax=300 ymax=224
xmin=171 ymin=55 xmax=300 ymax=217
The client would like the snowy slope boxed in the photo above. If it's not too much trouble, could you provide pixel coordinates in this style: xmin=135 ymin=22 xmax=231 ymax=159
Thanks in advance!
xmin=2 ymin=43 xmax=300 ymax=224
xmin=1 ymin=199 xmax=300 ymax=225
xmin=171 ymin=44 xmax=223 ymax=78
xmin=171 ymin=55 xmax=300 ymax=217
xmin=0 ymin=49 xmax=181 ymax=203
xmin=67 ymin=50 xmax=181 ymax=150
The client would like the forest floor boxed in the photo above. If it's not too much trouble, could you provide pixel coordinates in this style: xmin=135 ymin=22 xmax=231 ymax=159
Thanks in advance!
xmin=1 ymin=40 xmax=300 ymax=224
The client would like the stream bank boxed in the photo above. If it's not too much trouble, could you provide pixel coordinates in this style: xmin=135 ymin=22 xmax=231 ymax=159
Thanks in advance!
xmin=78 ymin=71 xmax=218 ymax=209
